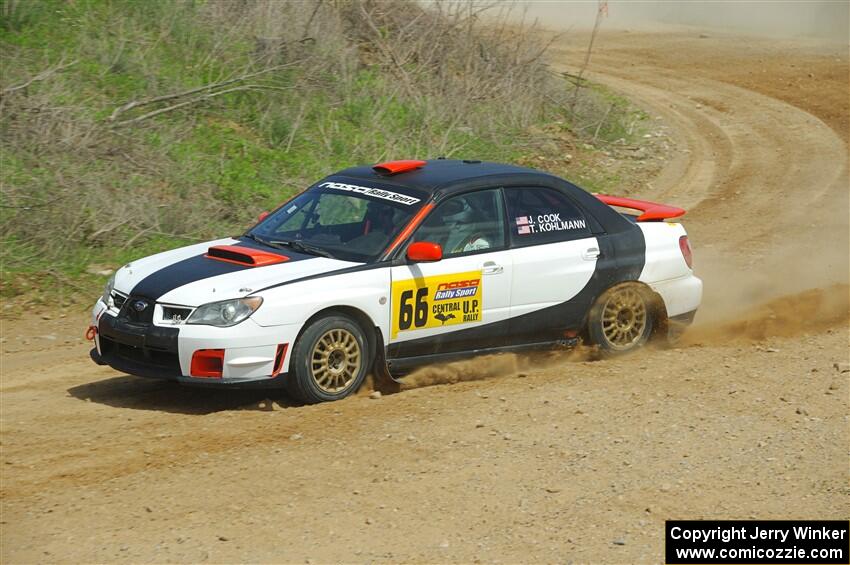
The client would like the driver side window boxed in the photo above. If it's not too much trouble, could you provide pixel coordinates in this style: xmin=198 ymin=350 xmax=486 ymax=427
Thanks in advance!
xmin=412 ymin=189 xmax=506 ymax=257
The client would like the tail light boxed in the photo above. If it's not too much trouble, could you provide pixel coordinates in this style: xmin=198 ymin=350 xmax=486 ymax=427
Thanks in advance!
xmin=679 ymin=236 xmax=693 ymax=269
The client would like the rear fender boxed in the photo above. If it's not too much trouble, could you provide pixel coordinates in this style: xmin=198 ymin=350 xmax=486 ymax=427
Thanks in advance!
xmin=637 ymin=221 xmax=690 ymax=282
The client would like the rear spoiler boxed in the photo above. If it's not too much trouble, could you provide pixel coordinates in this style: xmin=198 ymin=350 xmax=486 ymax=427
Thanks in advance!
xmin=595 ymin=194 xmax=686 ymax=222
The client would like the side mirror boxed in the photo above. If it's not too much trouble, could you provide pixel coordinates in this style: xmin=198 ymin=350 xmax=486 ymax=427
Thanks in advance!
xmin=407 ymin=241 xmax=442 ymax=262
xmin=258 ymin=211 xmax=270 ymax=222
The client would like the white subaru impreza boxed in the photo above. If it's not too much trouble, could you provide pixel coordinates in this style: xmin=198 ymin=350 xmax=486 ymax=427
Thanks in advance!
xmin=89 ymin=159 xmax=702 ymax=403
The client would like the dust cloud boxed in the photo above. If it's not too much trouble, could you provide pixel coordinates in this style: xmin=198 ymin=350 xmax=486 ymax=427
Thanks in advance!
xmin=685 ymin=284 xmax=849 ymax=344
xmin=401 ymin=353 xmax=524 ymax=389
xmin=692 ymin=239 xmax=850 ymax=343
xmin=690 ymin=164 xmax=850 ymax=343
xmin=512 ymin=1 xmax=849 ymax=42
xmin=400 ymin=347 xmax=600 ymax=390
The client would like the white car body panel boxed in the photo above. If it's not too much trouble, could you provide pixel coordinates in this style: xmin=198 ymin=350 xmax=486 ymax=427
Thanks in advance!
xmin=637 ymin=221 xmax=703 ymax=317
xmin=113 ymin=238 xmax=237 ymax=296
xmin=508 ymin=237 xmax=598 ymax=318
xmin=176 ymin=319 xmax=302 ymax=380
xmin=159 ymin=256 xmax=358 ymax=306
xmin=113 ymin=239 xmax=360 ymax=307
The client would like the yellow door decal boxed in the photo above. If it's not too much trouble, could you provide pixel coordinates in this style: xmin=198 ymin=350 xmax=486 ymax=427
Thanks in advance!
xmin=391 ymin=270 xmax=483 ymax=338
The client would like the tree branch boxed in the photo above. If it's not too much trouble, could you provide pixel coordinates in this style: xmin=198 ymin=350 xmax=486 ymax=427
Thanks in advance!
xmin=112 ymin=84 xmax=292 ymax=127
xmin=108 ymin=63 xmax=297 ymax=122
xmin=1 ymin=59 xmax=79 ymax=96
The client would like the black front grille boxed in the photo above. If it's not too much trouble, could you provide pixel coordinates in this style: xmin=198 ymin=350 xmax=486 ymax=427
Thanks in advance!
xmin=97 ymin=311 xmax=181 ymax=379
xmin=119 ymin=296 xmax=154 ymax=324
xmin=162 ymin=305 xmax=192 ymax=324
xmin=99 ymin=336 xmax=181 ymax=372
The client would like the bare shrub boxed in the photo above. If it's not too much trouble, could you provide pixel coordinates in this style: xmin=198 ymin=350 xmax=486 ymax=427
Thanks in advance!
xmin=0 ymin=0 xmax=571 ymax=281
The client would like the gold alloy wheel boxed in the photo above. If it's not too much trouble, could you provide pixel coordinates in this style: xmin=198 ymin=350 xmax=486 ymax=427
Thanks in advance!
xmin=601 ymin=286 xmax=648 ymax=350
xmin=310 ymin=328 xmax=362 ymax=393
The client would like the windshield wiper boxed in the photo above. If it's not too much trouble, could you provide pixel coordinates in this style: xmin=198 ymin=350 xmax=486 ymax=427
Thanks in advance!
xmin=270 ymin=239 xmax=335 ymax=259
xmin=243 ymin=233 xmax=335 ymax=259
xmin=242 ymin=233 xmax=286 ymax=249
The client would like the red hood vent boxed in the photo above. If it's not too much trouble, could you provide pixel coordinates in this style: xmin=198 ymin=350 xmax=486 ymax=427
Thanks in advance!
xmin=205 ymin=245 xmax=289 ymax=267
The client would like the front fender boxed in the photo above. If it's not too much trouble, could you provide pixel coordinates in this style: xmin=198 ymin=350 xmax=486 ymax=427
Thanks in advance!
xmin=250 ymin=267 xmax=392 ymax=341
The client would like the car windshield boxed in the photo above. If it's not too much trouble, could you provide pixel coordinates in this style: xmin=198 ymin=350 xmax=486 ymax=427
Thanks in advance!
xmin=247 ymin=187 xmax=425 ymax=263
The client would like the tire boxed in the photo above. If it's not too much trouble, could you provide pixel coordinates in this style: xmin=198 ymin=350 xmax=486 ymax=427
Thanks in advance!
xmin=286 ymin=314 xmax=371 ymax=404
xmin=587 ymin=283 xmax=655 ymax=355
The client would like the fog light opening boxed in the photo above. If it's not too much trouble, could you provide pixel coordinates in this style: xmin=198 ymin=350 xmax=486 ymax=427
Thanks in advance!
xmin=190 ymin=349 xmax=225 ymax=378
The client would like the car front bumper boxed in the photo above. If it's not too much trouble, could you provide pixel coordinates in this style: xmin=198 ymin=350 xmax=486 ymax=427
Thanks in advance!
xmin=90 ymin=347 xmax=290 ymax=388
xmin=91 ymin=300 xmax=299 ymax=386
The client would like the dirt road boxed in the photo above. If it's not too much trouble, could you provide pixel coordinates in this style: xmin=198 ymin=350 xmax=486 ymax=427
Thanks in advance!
xmin=2 ymin=31 xmax=848 ymax=563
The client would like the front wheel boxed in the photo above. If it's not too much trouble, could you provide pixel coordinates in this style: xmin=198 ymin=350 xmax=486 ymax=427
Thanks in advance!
xmin=587 ymin=283 xmax=655 ymax=354
xmin=286 ymin=314 xmax=370 ymax=404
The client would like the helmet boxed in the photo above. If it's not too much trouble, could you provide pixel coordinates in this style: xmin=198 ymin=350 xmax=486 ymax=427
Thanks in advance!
xmin=436 ymin=198 xmax=473 ymax=224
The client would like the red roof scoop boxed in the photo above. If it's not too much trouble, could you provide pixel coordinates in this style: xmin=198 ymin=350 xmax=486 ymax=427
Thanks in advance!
xmin=595 ymin=194 xmax=686 ymax=222
xmin=373 ymin=159 xmax=426 ymax=175
xmin=206 ymin=245 xmax=289 ymax=267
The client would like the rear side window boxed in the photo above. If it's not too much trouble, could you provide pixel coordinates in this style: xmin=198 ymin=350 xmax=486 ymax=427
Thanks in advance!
xmin=505 ymin=187 xmax=592 ymax=245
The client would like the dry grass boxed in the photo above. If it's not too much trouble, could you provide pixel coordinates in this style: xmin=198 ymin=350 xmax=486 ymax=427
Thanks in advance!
xmin=0 ymin=0 xmax=639 ymax=297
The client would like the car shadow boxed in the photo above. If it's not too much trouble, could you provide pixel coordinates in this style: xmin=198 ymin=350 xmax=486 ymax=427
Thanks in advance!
xmin=67 ymin=375 xmax=297 ymax=415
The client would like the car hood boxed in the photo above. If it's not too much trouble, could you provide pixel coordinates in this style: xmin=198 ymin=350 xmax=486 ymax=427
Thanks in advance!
xmin=112 ymin=237 xmax=360 ymax=307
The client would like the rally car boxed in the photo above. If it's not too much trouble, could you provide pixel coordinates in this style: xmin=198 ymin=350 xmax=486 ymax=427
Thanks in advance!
xmin=89 ymin=159 xmax=702 ymax=403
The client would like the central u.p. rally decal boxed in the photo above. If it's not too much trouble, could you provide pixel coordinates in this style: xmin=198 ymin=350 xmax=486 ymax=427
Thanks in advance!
xmin=391 ymin=270 xmax=483 ymax=337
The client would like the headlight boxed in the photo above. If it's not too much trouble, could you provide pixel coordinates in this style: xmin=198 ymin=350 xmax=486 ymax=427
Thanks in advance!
xmin=101 ymin=274 xmax=115 ymax=306
xmin=186 ymin=297 xmax=263 ymax=327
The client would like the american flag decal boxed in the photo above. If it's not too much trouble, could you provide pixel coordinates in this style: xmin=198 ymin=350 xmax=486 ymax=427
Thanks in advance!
xmin=515 ymin=216 xmax=531 ymax=226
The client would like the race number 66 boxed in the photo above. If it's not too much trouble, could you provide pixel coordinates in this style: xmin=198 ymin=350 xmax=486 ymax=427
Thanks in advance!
xmin=398 ymin=287 xmax=428 ymax=330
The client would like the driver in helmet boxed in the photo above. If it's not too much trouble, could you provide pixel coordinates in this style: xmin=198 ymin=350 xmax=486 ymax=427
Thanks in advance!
xmin=439 ymin=197 xmax=493 ymax=254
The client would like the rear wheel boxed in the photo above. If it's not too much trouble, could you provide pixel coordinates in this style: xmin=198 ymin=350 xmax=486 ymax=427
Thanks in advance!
xmin=286 ymin=314 xmax=370 ymax=404
xmin=587 ymin=283 xmax=655 ymax=354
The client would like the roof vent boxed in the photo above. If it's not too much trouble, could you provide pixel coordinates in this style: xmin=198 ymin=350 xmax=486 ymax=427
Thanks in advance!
xmin=373 ymin=160 xmax=426 ymax=175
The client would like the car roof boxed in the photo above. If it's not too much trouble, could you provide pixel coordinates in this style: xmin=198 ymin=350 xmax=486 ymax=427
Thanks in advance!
xmin=322 ymin=158 xmax=637 ymax=235
xmin=329 ymin=159 xmax=557 ymax=197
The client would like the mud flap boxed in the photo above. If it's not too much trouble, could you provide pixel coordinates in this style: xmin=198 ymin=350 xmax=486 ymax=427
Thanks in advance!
xmin=371 ymin=328 xmax=403 ymax=393
xmin=666 ymin=310 xmax=697 ymax=343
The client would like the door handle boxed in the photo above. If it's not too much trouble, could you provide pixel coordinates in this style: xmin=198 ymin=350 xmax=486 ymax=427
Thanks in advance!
xmin=582 ymin=247 xmax=600 ymax=260
xmin=482 ymin=261 xmax=503 ymax=275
